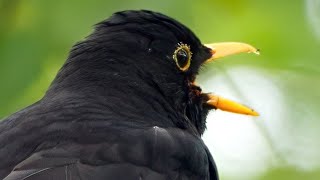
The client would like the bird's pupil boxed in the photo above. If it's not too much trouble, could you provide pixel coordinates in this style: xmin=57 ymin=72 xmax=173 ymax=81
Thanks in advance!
xmin=176 ymin=49 xmax=189 ymax=67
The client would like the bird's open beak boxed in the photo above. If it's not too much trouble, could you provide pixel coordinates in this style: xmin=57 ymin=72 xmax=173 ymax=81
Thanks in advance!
xmin=203 ymin=42 xmax=260 ymax=116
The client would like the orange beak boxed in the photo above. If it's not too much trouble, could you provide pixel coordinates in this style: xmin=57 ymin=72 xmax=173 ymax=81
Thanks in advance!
xmin=203 ymin=42 xmax=260 ymax=116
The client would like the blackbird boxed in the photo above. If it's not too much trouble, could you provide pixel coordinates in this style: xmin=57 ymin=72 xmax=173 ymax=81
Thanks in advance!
xmin=0 ymin=10 xmax=259 ymax=180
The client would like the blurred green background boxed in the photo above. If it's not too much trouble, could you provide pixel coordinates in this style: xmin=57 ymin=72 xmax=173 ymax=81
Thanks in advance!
xmin=1 ymin=0 xmax=319 ymax=179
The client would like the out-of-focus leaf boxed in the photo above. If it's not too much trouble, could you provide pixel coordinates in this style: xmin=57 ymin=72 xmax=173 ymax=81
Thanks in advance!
xmin=259 ymin=167 xmax=320 ymax=180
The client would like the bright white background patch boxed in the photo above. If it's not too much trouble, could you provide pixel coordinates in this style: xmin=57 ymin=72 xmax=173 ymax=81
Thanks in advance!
xmin=199 ymin=66 xmax=286 ymax=179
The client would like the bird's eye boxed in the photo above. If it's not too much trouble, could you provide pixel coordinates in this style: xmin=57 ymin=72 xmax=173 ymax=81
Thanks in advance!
xmin=173 ymin=43 xmax=192 ymax=72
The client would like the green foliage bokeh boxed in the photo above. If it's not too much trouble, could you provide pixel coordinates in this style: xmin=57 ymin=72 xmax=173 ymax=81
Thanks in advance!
xmin=1 ymin=0 xmax=319 ymax=179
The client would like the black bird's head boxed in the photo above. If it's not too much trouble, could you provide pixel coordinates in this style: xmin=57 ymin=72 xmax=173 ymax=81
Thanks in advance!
xmin=49 ymin=10 xmax=259 ymax=135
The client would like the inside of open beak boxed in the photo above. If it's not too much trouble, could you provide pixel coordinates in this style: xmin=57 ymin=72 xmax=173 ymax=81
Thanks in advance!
xmin=200 ymin=42 xmax=260 ymax=116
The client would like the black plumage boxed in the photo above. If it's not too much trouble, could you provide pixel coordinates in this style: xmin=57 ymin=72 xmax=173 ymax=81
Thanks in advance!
xmin=0 ymin=10 xmax=219 ymax=180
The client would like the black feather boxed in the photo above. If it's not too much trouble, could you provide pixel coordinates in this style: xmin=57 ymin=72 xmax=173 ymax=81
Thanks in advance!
xmin=0 ymin=10 xmax=217 ymax=180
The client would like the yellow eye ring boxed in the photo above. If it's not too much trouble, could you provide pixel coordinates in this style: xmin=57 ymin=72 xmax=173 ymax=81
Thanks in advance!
xmin=172 ymin=43 xmax=192 ymax=72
